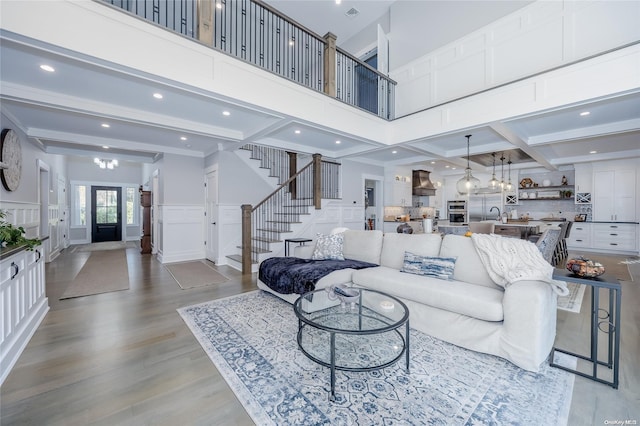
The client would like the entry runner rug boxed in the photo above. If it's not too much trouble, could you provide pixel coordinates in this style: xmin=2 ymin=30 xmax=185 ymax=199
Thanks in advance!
xmin=70 ymin=241 xmax=138 ymax=252
xmin=166 ymin=260 xmax=229 ymax=289
xmin=60 ymin=249 xmax=129 ymax=299
xmin=178 ymin=291 xmax=575 ymax=425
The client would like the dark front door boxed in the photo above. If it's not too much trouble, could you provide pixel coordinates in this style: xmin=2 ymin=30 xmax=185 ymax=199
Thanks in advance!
xmin=91 ymin=186 xmax=122 ymax=243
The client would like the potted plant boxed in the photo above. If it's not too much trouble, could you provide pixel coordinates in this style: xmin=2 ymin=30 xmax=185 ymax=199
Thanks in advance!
xmin=0 ymin=210 xmax=41 ymax=250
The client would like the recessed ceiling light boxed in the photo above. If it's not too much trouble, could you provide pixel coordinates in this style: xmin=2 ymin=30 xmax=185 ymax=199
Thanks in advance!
xmin=294 ymin=130 xmax=301 ymax=134
xmin=580 ymin=111 xmax=590 ymax=116
xmin=335 ymin=140 xmax=341 ymax=144
xmin=102 ymin=145 xmax=109 ymax=149
xmin=335 ymin=0 xmax=341 ymax=4
xmin=222 ymin=111 xmax=231 ymax=116
xmin=445 ymin=165 xmax=450 ymax=168
xmin=590 ymin=150 xmax=597 ymax=154
xmin=451 ymin=167 xmax=457 ymax=170
xmin=430 ymin=161 xmax=436 ymax=164
xmin=216 ymin=2 xmax=222 ymax=9
xmin=101 ymin=123 xmax=110 ymax=128
xmin=40 ymin=64 xmax=55 ymax=72
xmin=180 ymin=136 xmax=187 ymax=141
xmin=153 ymin=93 xmax=163 ymax=99
xmin=392 ymin=150 xmax=397 ymax=154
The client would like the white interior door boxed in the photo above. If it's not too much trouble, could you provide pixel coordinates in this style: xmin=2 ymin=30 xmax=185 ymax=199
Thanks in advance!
xmin=205 ymin=170 xmax=219 ymax=263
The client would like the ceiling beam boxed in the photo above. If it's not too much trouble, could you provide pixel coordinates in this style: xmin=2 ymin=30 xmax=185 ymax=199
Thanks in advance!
xmin=489 ymin=122 xmax=557 ymax=171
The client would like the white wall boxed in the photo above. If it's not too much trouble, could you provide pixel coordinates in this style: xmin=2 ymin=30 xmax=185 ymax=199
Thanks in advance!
xmin=391 ymin=0 xmax=640 ymax=117
xmin=388 ymin=1 xmax=532 ymax=71
xmin=153 ymin=154 xmax=206 ymax=263
xmin=0 ymin=113 xmax=68 ymax=260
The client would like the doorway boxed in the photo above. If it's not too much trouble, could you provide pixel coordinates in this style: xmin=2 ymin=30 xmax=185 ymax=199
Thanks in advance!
xmin=91 ymin=186 xmax=122 ymax=242
xmin=205 ymin=169 xmax=218 ymax=263
xmin=364 ymin=175 xmax=384 ymax=231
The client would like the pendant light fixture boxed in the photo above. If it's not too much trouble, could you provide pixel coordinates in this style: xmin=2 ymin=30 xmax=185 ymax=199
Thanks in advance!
xmin=488 ymin=152 xmax=499 ymax=190
xmin=456 ymin=134 xmax=480 ymax=195
xmin=506 ymin=156 xmax=513 ymax=191
xmin=499 ymin=154 xmax=505 ymax=190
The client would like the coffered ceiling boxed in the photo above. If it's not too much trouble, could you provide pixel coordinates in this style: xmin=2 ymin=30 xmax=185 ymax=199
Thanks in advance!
xmin=1 ymin=3 xmax=639 ymax=174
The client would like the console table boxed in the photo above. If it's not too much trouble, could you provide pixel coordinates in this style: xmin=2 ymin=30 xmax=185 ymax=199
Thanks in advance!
xmin=284 ymin=238 xmax=312 ymax=256
xmin=550 ymin=270 xmax=621 ymax=389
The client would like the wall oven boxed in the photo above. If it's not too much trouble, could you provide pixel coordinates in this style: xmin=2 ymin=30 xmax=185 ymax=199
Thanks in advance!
xmin=447 ymin=200 xmax=467 ymax=223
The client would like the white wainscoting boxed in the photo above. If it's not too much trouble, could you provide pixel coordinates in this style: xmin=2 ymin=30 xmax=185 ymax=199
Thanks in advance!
xmin=47 ymin=204 xmax=61 ymax=262
xmin=0 ymin=202 xmax=40 ymax=238
xmin=215 ymin=204 xmax=242 ymax=266
xmin=392 ymin=0 xmax=640 ymax=116
xmin=0 ymin=245 xmax=48 ymax=385
xmin=156 ymin=205 xmax=205 ymax=264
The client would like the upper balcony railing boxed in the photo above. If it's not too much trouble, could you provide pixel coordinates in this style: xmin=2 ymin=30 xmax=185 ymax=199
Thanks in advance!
xmin=101 ymin=0 xmax=396 ymax=120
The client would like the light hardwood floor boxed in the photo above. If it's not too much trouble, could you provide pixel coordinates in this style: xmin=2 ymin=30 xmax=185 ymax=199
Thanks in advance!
xmin=1 ymin=246 xmax=639 ymax=425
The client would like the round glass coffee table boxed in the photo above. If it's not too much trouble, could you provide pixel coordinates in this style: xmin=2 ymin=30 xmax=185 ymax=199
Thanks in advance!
xmin=293 ymin=287 xmax=410 ymax=401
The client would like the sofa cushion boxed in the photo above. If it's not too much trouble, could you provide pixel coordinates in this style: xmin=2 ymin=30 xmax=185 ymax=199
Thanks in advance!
xmin=380 ymin=233 xmax=442 ymax=270
xmin=311 ymin=233 xmax=344 ymax=260
xmin=342 ymin=230 xmax=383 ymax=264
xmin=401 ymin=252 xmax=457 ymax=280
xmin=439 ymin=234 xmax=502 ymax=290
xmin=353 ymin=266 xmax=504 ymax=322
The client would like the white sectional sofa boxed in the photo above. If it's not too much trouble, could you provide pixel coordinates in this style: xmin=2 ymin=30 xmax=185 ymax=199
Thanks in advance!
xmin=257 ymin=230 xmax=559 ymax=372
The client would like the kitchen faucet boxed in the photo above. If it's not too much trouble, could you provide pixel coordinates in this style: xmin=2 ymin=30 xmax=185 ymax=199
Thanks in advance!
xmin=489 ymin=206 xmax=501 ymax=221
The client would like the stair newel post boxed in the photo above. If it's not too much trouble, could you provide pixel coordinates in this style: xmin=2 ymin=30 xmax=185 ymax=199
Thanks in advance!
xmin=313 ymin=153 xmax=322 ymax=210
xmin=197 ymin=0 xmax=214 ymax=46
xmin=287 ymin=152 xmax=297 ymax=199
xmin=323 ymin=32 xmax=337 ymax=97
xmin=241 ymin=204 xmax=253 ymax=274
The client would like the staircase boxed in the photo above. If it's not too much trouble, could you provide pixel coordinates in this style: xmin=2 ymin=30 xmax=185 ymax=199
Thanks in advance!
xmin=226 ymin=145 xmax=340 ymax=273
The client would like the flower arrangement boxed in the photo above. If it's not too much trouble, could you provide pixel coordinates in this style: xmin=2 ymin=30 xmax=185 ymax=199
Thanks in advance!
xmin=0 ymin=210 xmax=41 ymax=250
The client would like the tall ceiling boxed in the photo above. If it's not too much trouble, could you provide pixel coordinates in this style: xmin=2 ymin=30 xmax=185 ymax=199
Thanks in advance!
xmin=1 ymin=1 xmax=639 ymax=175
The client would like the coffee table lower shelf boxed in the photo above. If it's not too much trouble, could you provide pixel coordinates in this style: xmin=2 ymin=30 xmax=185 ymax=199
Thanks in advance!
xmin=294 ymin=288 xmax=410 ymax=401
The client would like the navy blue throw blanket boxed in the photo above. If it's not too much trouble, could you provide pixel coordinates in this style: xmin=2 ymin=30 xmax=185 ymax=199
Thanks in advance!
xmin=259 ymin=257 xmax=378 ymax=295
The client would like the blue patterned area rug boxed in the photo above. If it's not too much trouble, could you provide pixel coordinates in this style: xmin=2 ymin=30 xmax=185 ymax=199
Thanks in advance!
xmin=178 ymin=291 xmax=575 ymax=425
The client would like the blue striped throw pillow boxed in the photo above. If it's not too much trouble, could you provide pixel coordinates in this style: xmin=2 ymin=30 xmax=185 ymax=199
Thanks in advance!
xmin=401 ymin=251 xmax=457 ymax=280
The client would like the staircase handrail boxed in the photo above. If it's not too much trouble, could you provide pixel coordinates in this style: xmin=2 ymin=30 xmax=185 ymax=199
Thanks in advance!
xmin=252 ymin=160 xmax=314 ymax=213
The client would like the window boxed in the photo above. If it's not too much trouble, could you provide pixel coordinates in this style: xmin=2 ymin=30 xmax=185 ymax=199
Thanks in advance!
xmin=126 ymin=187 xmax=137 ymax=225
xmin=72 ymin=184 xmax=87 ymax=226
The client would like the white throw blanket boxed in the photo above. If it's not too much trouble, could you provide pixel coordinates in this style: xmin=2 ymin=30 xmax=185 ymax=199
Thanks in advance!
xmin=471 ymin=233 xmax=569 ymax=296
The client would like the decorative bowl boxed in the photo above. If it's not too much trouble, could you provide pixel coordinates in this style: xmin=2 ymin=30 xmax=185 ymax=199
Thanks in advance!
xmin=566 ymin=257 xmax=605 ymax=278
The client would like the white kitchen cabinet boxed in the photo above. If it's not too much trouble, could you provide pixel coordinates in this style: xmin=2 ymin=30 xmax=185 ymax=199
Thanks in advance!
xmin=385 ymin=180 xmax=412 ymax=206
xmin=591 ymin=223 xmax=638 ymax=252
xmin=593 ymin=169 xmax=636 ymax=222
xmin=567 ymin=222 xmax=592 ymax=249
xmin=0 ymin=245 xmax=48 ymax=385
xmin=574 ymin=164 xmax=592 ymax=193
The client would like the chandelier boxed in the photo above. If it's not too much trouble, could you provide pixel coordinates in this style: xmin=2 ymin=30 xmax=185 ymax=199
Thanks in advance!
xmin=94 ymin=158 xmax=118 ymax=170
xmin=456 ymin=135 xmax=480 ymax=195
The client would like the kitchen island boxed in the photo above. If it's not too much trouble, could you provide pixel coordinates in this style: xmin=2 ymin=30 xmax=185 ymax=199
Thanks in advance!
xmin=438 ymin=220 xmax=559 ymax=240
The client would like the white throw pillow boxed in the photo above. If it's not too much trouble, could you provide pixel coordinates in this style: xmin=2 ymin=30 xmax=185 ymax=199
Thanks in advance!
xmin=311 ymin=233 xmax=345 ymax=260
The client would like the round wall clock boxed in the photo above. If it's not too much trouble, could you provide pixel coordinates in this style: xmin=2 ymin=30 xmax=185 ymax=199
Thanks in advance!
xmin=1 ymin=129 xmax=22 ymax=191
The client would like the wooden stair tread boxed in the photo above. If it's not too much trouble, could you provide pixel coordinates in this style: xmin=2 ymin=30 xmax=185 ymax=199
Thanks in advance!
xmin=252 ymin=237 xmax=281 ymax=243
xmin=225 ymin=254 xmax=257 ymax=264
xmin=236 ymin=246 xmax=271 ymax=254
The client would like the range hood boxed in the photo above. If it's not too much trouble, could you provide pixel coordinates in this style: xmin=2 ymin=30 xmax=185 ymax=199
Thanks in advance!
xmin=412 ymin=170 xmax=437 ymax=196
